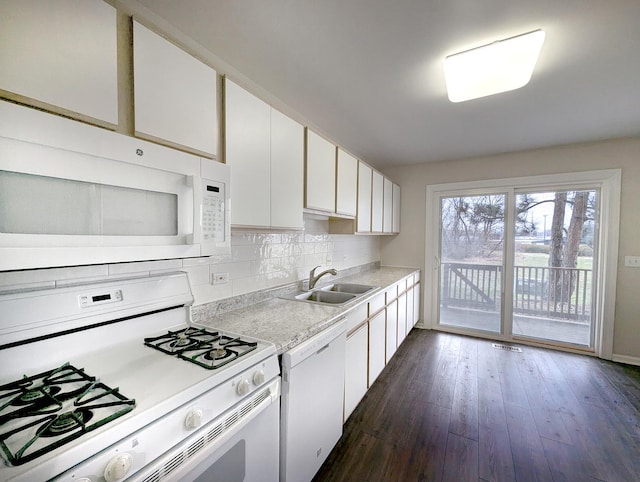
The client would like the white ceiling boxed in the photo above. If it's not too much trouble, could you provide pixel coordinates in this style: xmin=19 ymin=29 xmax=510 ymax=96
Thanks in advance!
xmin=123 ymin=0 xmax=640 ymax=169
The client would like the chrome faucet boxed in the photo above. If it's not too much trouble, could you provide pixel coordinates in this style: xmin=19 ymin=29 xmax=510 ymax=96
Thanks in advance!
xmin=308 ymin=266 xmax=337 ymax=290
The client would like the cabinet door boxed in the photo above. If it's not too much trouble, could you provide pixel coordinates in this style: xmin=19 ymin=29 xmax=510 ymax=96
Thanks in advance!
xmin=271 ymin=108 xmax=304 ymax=229
xmin=383 ymin=177 xmax=393 ymax=233
xmin=336 ymin=149 xmax=358 ymax=217
xmin=414 ymin=282 xmax=421 ymax=326
xmin=368 ymin=310 xmax=386 ymax=386
xmin=0 ymin=0 xmax=117 ymax=124
xmin=397 ymin=292 xmax=407 ymax=345
xmin=134 ymin=22 xmax=218 ymax=156
xmin=392 ymin=183 xmax=401 ymax=233
xmin=371 ymin=171 xmax=384 ymax=233
xmin=386 ymin=300 xmax=398 ymax=363
xmin=344 ymin=323 xmax=368 ymax=422
xmin=356 ymin=162 xmax=372 ymax=233
xmin=305 ymin=130 xmax=336 ymax=212
xmin=406 ymin=285 xmax=415 ymax=334
xmin=225 ymin=79 xmax=271 ymax=227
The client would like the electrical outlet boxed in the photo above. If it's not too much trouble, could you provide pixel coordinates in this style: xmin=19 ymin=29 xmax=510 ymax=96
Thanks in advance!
xmin=624 ymin=256 xmax=640 ymax=267
xmin=212 ymin=272 xmax=229 ymax=284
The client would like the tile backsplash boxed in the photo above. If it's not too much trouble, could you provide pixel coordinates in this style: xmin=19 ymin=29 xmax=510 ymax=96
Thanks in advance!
xmin=0 ymin=216 xmax=381 ymax=305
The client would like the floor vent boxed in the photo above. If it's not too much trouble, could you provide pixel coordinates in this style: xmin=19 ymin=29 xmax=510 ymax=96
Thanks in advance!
xmin=492 ymin=343 xmax=522 ymax=352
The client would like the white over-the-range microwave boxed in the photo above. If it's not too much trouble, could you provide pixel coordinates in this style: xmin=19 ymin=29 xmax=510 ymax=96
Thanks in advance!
xmin=0 ymin=101 xmax=230 ymax=271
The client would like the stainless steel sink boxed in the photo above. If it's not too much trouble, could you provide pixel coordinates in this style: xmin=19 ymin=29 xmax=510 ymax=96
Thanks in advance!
xmin=319 ymin=283 xmax=377 ymax=295
xmin=294 ymin=290 xmax=356 ymax=305
xmin=282 ymin=282 xmax=379 ymax=306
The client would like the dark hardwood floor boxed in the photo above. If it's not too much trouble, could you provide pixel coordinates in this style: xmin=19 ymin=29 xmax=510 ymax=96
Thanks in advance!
xmin=313 ymin=329 xmax=640 ymax=482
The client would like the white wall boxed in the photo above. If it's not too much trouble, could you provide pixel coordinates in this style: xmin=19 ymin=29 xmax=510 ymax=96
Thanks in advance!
xmin=381 ymin=137 xmax=640 ymax=361
xmin=0 ymin=216 xmax=380 ymax=305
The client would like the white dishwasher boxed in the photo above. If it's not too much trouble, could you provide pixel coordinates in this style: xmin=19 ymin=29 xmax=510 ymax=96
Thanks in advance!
xmin=280 ymin=319 xmax=347 ymax=482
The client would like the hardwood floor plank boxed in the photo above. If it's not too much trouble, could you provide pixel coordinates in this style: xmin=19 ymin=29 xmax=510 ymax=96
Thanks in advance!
xmin=476 ymin=340 xmax=500 ymax=382
xmin=531 ymin=347 xmax=567 ymax=381
xmin=504 ymin=402 xmax=553 ymax=481
xmin=553 ymin=351 xmax=607 ymax=407
xmin=495 ymin=349 xmax=529 ymax=408
xmin=519 ymin=365 xmax=574 ymax=444
xmin=395 ymin=402 xmax=451 ymax=482
xmin=588 ymin=360 xmax=640 ymax=439
xmin=442 ymin=433 xmax=479 ymax=482
xmin=427 ymin=352 xmax=458 ymax=409
xmin=540 ymin=436 xmax=602 ymax=482
xmin=448 ymin=340 xmax=479 ymax=440
xmin=478 ymin=379 xmax=516 ymax=481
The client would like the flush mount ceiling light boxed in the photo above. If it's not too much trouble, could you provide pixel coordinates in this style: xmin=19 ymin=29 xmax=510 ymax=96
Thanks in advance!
xmin=444 ymin=29 xmax=545 ymax=103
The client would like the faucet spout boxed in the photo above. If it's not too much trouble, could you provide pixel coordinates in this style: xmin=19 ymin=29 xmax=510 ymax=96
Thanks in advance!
xmin=308 ymin=266 xmax=338 ymax=290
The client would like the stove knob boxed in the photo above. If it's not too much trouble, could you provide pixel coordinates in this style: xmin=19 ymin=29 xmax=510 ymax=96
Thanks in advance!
xmin=236 ymin=378 xmax=251 ymax=396
xmin=252 ymin=369 xmax=265 ymax=386
xmin=185 ymin=408 xmax=204 ymax=430
xmin=104 ymin=453 xmax=133 ymax=482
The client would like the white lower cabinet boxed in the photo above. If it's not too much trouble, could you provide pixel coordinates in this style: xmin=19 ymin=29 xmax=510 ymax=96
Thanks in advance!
xmin=368 ymin=310 xmax=386 ymax=386
xmin=413 ymin=275 xmax=421 ymax=326
xmin=397 ymin=292 xmax=407 ymax=345
xmin=342 ymin=271 xmax=419 ymax=424
xmin=385 ymin=299 xmax=398 ymax=363
xmin=343 ymin=303 xmax=369 ymax=422
xmin=406 ymin=284 xmax=415 ymax=335
xmin=344 ymin=322 xmax=368 ymax=422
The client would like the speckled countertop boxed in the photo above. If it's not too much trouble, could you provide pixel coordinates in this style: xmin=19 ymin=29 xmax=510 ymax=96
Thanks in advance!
xmin=196 ymin=266 xmax=419 ymax=354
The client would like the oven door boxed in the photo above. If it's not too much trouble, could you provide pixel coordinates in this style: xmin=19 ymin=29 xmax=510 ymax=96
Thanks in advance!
xmin=132 ymin=379 xmax=280 ymax=482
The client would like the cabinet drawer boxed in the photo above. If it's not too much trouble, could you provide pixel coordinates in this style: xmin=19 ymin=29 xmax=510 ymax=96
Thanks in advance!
xmin=368 ymin=292 xmax=385 ymax=317
xmin=385 ymin=285 xmax=398 ymax=303
xmin=345 ymin=303 xmax=368 ymax=334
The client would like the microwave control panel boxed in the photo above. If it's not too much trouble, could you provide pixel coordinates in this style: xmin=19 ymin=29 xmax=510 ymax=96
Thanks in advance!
xmin=201 ymin=179 xmax=225 ymax=243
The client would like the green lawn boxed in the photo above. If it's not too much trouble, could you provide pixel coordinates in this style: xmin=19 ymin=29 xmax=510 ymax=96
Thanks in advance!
xmin=514 ymin=252 xmax=593 ymax=270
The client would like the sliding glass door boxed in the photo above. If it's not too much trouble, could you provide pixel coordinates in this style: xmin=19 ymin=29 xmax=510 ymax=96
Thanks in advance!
xmin=512 ymin=190 xmax=597 ymax=346
xmin=433 ymin=186 xmax=599 ymax=350
xmin=438 ymin=193 xmax=505 ymax=334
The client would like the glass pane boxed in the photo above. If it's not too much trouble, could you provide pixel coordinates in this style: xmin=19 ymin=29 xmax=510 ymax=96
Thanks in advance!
xmin=439 ymin=194 xmax=505 ymax=333
xmin=513 ymin=190 xmax=597 ymax=346
xmin=0 ymin=171 xmax=99 ymax=235
xmin=0 ymin=171 xmax=178 ymax=236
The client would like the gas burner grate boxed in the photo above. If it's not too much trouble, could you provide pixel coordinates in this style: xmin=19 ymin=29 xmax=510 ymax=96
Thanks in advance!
xmin=0 ymin=363 xmax=135 ymax=466
xmin=144 ymin=327 xmax=257 ymax=370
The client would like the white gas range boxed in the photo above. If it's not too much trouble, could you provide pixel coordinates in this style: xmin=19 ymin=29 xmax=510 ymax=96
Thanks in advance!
xmin=0 ymin=272 xmax=280 ymax=481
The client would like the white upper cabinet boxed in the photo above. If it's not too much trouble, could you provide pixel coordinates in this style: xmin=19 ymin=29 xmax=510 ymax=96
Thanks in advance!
xmin=383 ymin=177 xmax=393 ymax=233
xmin=270 ymin=108 xmax=304 ymax=229
xmin=371 ymin=171 xmax=384 ymax=233
xmin=133 ymin=21 xmax=218 ymax=157
xmin=356 ymin=162 xmax=373 ymax=233
xmin=305 ymin=130 xmax=336 ymax=213
xmin=225 ymin=78 xmax=303 ymax=229
xmin=336 ymin=149 xmax=358 ymax=217
xmin=0 ymin=0 xmax=118 ymax=125
xmin=392 ymin=183 xmax=401 ymax=233
xmin=225 ymin=79 xmax=271 ymax=227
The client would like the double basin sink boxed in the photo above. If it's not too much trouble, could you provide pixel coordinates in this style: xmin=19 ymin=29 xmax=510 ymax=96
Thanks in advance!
xmin=284 ymin=283 xmax=378 ymax=306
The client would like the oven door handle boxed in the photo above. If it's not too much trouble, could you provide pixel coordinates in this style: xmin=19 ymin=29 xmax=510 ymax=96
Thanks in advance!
xmin=131 ymin=377 xmax=280 ymax=482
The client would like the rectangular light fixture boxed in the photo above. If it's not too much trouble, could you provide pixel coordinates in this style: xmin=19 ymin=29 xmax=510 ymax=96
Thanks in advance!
xmin=444 ymin=29 xmax=545 ymax=103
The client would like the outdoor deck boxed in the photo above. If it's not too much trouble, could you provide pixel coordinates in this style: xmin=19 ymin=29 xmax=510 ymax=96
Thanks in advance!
xmin=440 ymin=306 xmax=591 ymax=347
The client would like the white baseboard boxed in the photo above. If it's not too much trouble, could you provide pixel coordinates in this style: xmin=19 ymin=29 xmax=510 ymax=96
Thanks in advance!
xmin=611 ymin=354 xmax=640 ymax=366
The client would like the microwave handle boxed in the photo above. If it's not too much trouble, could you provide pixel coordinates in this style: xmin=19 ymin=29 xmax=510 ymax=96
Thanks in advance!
xmin=187 ymin=175 xmax=201 ymax=245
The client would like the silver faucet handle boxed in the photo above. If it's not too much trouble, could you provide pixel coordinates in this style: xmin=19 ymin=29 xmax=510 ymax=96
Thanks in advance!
xmin=310 ymin=265 xmax=321 ymax=277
